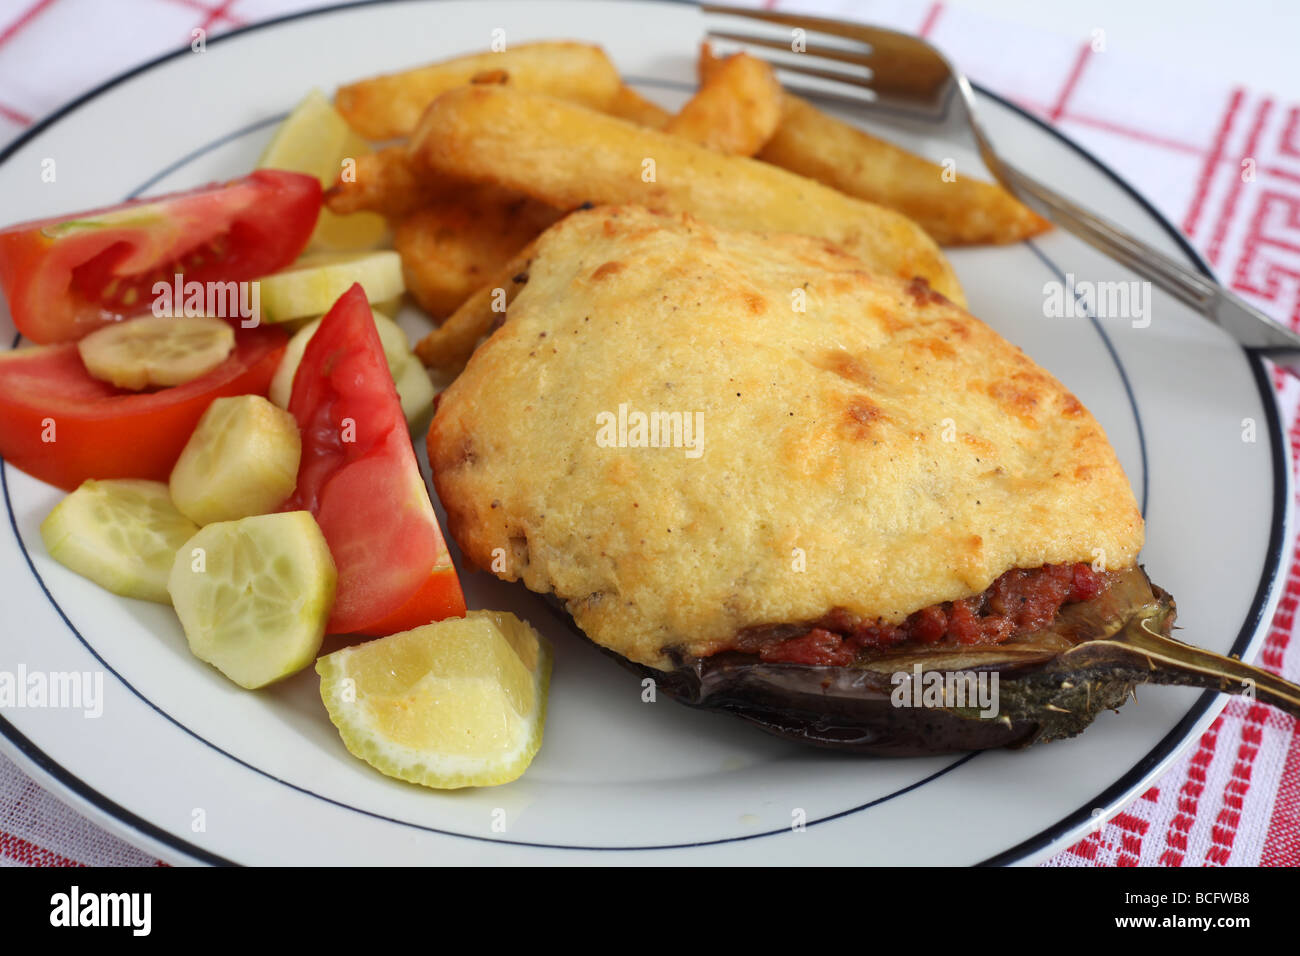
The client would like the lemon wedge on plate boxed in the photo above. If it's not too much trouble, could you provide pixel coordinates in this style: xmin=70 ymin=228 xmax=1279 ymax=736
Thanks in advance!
xmin=316 ymin=611 xmax=552 ymax=789
xmin=258 ymin=89 xmax=387 ymax=252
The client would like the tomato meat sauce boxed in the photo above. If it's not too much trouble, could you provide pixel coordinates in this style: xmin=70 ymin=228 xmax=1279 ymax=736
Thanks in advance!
xmin=739 ymin=562 xmax=1110 ymax=667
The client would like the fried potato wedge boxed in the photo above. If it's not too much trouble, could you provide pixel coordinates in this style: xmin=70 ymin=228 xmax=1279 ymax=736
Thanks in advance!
xmin=698 ymin=44 xmax=1048 ymax=246
xmin=410 ymin=85 xmax=965 ymax=305
xmin=664 ymin=52 xmax=781 ymax=155
xmin=324 ymin=146 xmax=458 ymax=218
xmin=414 ymin=243 xmax=537 ymax=376
xmin=395 ymin=188 xmax=559 ymax=319
xmin=759 ymin=95 xmax=1051 ymax=246
xmin=605 ymin=85 xmax=671 ymax=129
xmin=335 ymin=41 xmax=622 ymax=140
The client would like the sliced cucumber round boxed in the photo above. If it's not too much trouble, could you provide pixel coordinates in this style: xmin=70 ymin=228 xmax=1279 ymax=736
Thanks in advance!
xmin=168 ymin=511 xmax=336 ymax=689
xmin=169 ymin=394 xmax=301 ymax=526
xmin=257 ymin=250 xmax=404 ymax=324
xmin=41 ymin=479 xmax=199 ymax=604
xmin=77 ymin=315 xmax=234 ymax=390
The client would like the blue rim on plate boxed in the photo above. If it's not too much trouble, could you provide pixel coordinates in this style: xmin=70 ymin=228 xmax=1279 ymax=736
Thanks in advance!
xmin=0 ymin=0 xmax=1287 ymax=867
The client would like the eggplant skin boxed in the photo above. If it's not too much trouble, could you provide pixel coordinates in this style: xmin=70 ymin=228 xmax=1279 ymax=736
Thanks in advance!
xmin=569 ymin=568 xmax=1180 ymax=756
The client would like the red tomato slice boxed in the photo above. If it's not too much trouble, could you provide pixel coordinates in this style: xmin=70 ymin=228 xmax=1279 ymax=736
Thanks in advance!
xmin=0 ymin=324 xmax=286 ymax=491
xmin=284 ymin=283 xmax=465 ymax=636
xmin=0 ymin=170 xmax=320 ymax=344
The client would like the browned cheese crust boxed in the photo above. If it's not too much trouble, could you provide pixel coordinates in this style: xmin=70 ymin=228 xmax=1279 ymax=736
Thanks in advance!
xmin=428 ymin=206 xmax=1144 ymax=670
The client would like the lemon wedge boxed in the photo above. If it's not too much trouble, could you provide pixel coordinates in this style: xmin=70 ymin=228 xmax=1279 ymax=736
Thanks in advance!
xmin=316 ymin=611 xmax=552 ymax=788
xmin=258 ymin=89 xmax=387 ymax=252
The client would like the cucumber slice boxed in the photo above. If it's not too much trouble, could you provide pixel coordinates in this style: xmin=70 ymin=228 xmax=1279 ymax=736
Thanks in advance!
xmin=257 ymin=251 xmax=404 ymax=324
xmin=393 ymin=353 xmax=436 ymax=432
xmin=169 ymin=395 xmax=301 ymax=526
xmin=168 ymin=511 xmax=336 ymax=689
xmin=77 ymin=315 xmax=234 ymax=390
xmin=269 ymin=310 xmax=433 ymax=429
xmin=41 ymin=479 xmax=199 ymax=604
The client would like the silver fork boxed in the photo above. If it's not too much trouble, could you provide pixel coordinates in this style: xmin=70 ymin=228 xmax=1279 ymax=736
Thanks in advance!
xmin=702 ymin=4 xmax=1300 ymax=371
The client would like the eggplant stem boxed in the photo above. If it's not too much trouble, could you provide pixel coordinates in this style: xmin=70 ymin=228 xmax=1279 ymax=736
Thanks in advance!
xmin=1106 ymin=609 xmax=1300 ymax=718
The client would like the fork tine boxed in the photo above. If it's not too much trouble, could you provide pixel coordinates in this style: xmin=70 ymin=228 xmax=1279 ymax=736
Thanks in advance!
xmin=702 ymin=5 xmax=956 ymax=106
xmin=705 ymin=30 xmax=875 ymax=73
xmin=724 ymin=52 xmax=878 ymax=93
xmin=700 ymin=2 xmax=884 ymax=45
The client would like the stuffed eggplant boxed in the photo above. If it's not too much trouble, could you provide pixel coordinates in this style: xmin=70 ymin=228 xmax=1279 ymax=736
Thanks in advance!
xmin=428 ymin=205 xmax=1300 ymax=754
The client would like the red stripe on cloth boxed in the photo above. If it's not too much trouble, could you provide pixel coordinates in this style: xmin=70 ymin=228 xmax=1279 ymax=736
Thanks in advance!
xmin=1048 ymin=43 xmax=1093 ymax=125
xmin=1230 ymin=188 xmax=1300 ymax=330
xmin=1058 ymin=111 xmax=1205 ymax=155
xmin=1263 ymin=165 xmax=1300 ymax=186
xmin=1183 ymin=88 xmax=1245 ymax=239
xmin=1263 ymin=593 xmax=1296 ymax=677
xmin=1110 ymin=811 xmax=1150 ymax=867
xmin=1262 ymin=720 xmax=1300 ymax=865
xmin=991 ymin=98 xmax=1205 ymax=156
xmin=0 ymin=0 xmax=58 ymax=52
xmin=1202 ymin=703 xmax=1269 ymax=866
xmin=1280 ymin=106 xmax=1300 ymax=158
xmin=1259 ymin=523 xmax=1299 ymax=676
xmin=1067 ymin=830 xmax=1102 ymax=862
xmin=199 ymin=0 xmax=243 ymax=33
xmin=159 ymin=0 xmax=246 ymax=28
xmin=917 ymin=2 xmax=944 ymax=38
xmin=0 ymin=830 xmax=85 ymax=867
xmin=1158 ymin=715 xmax=1224 ymax=866
xmin=1207 ymin=98 xmax=1275 ymax=266
xmin=0 ymin=100 xmax=33 ymax=126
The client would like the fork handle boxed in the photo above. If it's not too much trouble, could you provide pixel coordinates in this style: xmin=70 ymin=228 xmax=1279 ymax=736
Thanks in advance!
xmin=998 ymin=161 xmax=1300 ymax=373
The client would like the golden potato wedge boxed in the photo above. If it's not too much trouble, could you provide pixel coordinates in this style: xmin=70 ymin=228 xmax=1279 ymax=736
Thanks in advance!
xmin=324 ymin=146 xmax=458 ymax=217
xmin=698 ymin=44 xmax=1047 ymax=245
xmin=696 ymin=47 xmax=1048 ymax=246
xmin=414 ymin=243 xmax=537 ymax=376
xmin=409 ymin=85 xmax=964 ymax=305
xmin=335 ymin=41 xmax=622 ymax=140
xmin=605 ymin=85 xmax=671 ymax=129
xmin=760 ymin=96 xmax=1051 ymax=246
xmin=665 ymin=52 xmax=781 ymax=155
xmin=395 ymin=188 xmax=560 ymax=319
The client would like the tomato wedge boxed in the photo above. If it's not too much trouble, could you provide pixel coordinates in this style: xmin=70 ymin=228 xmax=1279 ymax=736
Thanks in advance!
xmin=0 ymin=324 xmax=286 ymax=491
xmin=0 ymin=170 xmax=320 ymax=344
xmin=284 ymin=283 xmax=465 ymax=636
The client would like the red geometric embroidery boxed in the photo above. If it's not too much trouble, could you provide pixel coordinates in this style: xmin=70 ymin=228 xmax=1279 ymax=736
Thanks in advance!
xmin=1231 ymin=190 xmax=1300 ymax=328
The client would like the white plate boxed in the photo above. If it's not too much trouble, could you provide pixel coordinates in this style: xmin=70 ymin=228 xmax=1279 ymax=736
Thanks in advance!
xmin=0 ymin=0 xmax=1289 ymax=866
